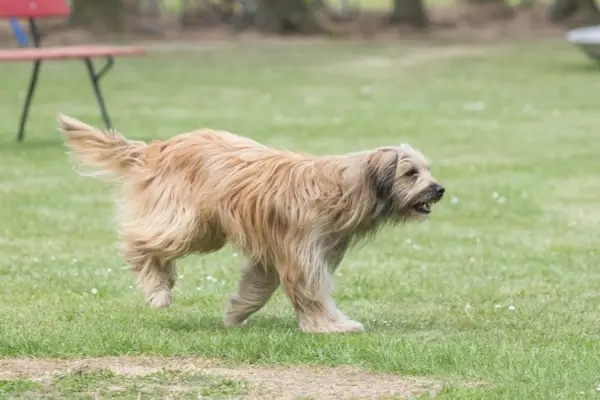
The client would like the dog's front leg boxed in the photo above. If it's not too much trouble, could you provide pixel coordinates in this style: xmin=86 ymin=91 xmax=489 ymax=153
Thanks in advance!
xmin=322 ymin=238 xmax=357 ymax=325
xmin=279 ymin=251 xmax=364 ymax=334
xmin=223 ymin=260 xmax=280 ymax=328
xmin=326 ymin=238 xmax=349 ymax=274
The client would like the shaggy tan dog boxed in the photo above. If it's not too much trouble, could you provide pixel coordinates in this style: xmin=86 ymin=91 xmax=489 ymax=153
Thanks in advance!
xmin=57 ymin=114 xmax=444 ymax=333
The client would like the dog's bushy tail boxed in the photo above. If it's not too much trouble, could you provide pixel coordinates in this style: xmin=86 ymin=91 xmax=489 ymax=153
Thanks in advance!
xmin=57 ymin=114 xmax=147 ymax=180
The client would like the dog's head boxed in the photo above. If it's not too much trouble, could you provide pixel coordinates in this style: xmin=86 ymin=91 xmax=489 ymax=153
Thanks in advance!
xmin=366 ymin=144 xmax=444 ymax=220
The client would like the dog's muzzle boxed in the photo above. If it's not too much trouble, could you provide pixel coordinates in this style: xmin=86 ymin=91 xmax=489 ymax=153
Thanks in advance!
xmin=412 ymin=184 xmax=445 ymax=214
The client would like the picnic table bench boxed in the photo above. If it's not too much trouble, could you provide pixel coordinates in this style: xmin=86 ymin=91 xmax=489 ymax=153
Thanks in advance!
xmin=0 ymin=0 xmax=146 ymax=141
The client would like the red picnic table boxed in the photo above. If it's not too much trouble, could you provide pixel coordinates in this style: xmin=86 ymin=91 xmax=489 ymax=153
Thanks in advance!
xmin=0 ymin=0 xmax=147 ymax=141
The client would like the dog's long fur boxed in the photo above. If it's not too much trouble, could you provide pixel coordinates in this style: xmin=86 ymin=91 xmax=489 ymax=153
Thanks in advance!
xmin=58 ymin=114 xmax=444 ymax=333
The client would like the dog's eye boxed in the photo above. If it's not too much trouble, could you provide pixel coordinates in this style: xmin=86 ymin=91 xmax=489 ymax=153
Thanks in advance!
xmin=405 ymin=168 xmax=419 ymax=177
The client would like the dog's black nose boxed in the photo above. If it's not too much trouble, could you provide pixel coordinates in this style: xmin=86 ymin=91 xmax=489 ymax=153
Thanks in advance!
xmin=434 ymin=184 xmax=445 ymax=198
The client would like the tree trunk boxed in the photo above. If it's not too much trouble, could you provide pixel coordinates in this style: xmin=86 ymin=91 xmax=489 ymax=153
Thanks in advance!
xmin=252 ymin=0 xmax=341 ymax=35
xmin=549 ymin=0 xmax=600 ymax=21
xmin=390 ymin=0 xmax=429 ymax=28
xmin=69 ymin=0 xmax=125 ymax=34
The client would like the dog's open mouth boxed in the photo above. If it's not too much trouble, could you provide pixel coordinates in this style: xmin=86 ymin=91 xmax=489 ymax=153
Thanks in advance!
xmin=413 ymin=201 xmax=435 ymax=214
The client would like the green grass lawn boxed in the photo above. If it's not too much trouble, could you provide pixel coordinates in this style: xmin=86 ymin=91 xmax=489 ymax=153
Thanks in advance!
xmin=1 ymin=39 xmax=600 ymax=399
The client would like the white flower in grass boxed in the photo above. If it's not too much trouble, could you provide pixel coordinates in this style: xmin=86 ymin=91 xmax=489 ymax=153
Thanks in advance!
xmin=523 ymin=104 xmax=537 ymax=116
xmin=494 ymin=304 xmax=501 ymax=310
xmin=463 ymin=101 xmax=485 ymax=112
xmin=91 ymin=288 xmax=98 ymax=295
xmin=508 ymin=305 xmax=516 ymax=311
xmin=360 ymin=85 xmax=373 ymax=96
xmin=304 ymin=96 xmax=320 ymax=106
xmin=450 ymin=196 xmax=459 ymax=205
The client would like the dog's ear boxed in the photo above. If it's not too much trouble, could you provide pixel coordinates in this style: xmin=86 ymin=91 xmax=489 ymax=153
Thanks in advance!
xmin=366 ymin=148 xmax=399 ymax=200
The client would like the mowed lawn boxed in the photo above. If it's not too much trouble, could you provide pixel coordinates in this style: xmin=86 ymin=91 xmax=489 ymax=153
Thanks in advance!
xmin=0 ymin=39 xmax=599 ymax=399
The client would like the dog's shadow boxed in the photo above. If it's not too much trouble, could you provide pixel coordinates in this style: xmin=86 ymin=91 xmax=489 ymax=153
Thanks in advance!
xmin=162 ymin=315 xmax=437 ymax=334
xmin=157 ymin=314 xmax=296 ymax=333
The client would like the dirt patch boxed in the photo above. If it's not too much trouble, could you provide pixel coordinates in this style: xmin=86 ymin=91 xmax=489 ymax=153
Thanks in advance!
xmin=0 ymin=356 xmax=442 ymax=399
xmin=207 ymin=365 xmax=440 ymax=399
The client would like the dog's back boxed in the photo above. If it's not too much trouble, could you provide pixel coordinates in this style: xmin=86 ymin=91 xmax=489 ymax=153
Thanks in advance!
xmin=57 ymin=114 xmax=295 ymax=182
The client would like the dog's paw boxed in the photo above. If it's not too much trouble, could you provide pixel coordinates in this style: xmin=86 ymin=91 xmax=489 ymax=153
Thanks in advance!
xmin=223 ymin=307 xmax=250 ymax=328
xmin=149 ymin=290 xmax=172 ymax=308
xmin=223 ymin=294 xmax=254 ymax=328
xmin=337 ymin=319 xmax=365 ymax=333
xmin=300 ymin=318 xmax=365 ymax=334
xmin=223 ymin=315 xmax=248 ymax=328
xmin=223 ymin=305 xmax=250 ymax=328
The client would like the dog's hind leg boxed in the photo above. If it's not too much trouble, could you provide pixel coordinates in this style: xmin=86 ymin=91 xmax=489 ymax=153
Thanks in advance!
xmin=117 ymin=191 xmax=199 ymax=308
xmin=223 ymin=260 xmax=280 ymax=328
xmin=122 ymin=242 xmax=179 ymax=308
